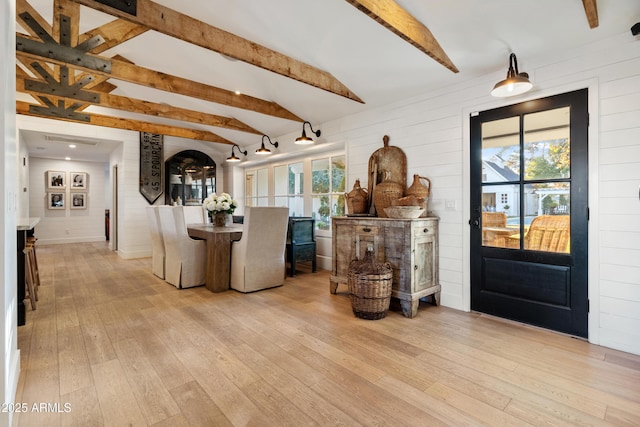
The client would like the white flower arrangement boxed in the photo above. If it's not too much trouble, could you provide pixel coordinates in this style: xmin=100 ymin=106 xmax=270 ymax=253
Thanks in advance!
xmin=203 ymin=192 xmax=238 ymax=215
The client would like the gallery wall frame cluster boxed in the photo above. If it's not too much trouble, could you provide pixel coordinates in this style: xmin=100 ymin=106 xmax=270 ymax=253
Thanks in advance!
xmin=46 ymin=170 xmax=88 ymax=210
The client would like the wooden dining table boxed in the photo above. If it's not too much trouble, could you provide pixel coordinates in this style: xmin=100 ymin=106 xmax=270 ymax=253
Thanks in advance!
xmin=187 ymin=223 xmax=242 ymax=293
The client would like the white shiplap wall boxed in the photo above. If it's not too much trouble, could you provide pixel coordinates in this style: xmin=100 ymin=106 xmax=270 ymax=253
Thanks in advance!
xmin=595 ymin=44 xmax=640 ymax=354
xmin=264 ymin=31 xmax=640 ymax=355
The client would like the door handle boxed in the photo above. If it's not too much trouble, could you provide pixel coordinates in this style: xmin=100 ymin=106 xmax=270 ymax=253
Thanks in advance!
xmin=470 ymin=218 xmax=480 ymax=228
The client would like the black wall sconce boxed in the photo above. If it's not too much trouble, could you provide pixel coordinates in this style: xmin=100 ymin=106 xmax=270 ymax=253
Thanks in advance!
xmin=256 ymin=135 xmax=279 ymax=155
xmin=491 ymin=53 xmax=532 ymax=98
xmin=295 ymin=121 xmax=321 ymax=145
xmin=226 ymin=144 xmax=247 ymax=162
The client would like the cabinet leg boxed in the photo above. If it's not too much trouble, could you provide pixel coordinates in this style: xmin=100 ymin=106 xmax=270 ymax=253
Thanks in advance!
xmin=400 ymin=299 xmax=419 ymax=318
xmin=330 ymin=280 xmax=339 ymax=294
xmin=433 ymin=291 xmax=440 ymax=306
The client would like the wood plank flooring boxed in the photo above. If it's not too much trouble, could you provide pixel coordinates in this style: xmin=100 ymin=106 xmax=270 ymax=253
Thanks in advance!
xmin=14 ymin=242 xmax=640 ymax=426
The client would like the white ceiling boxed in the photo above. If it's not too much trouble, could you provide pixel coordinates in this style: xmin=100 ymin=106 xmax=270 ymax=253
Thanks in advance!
xmin=18 ymin=0 xmax=640 ymax=162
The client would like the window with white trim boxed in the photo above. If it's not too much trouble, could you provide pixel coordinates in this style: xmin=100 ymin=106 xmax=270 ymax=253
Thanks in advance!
xmin=245 ymin=167 xmax=268 ymax=207
xmin=311 ymin=155 xmax=345 ymax=230
xmin=274 ymin=162 xmax=304 ymax=216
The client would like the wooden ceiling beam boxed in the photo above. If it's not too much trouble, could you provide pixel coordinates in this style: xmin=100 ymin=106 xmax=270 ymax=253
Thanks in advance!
xmin=16 ymin=43 xmax=303 ymax=122
xmin=16 ymin=0 xmax=52 ymax=38
xmin=17 ymin=100 xmax=238 ymax=145
xmin=78 ymin=19 xmax=149 ymax=54
xmin=581 ymin=0 xmax=599 ymax=29
xmin=69 ymin=0 xmax=364 ymax=103
xmin=345 ymin=0 xmax=458 ymax=73
xmin=16 ymin=75 xmax=263 ymax=134
xmin=53 ymin=0 xmax=79 ymax=47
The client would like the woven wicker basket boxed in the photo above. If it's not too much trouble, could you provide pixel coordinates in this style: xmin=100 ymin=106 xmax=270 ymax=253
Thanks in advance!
xmin=347 ymin=250 xmax=393 ymax=320
xmin=372 ymin=171 xmax=403 ymax=218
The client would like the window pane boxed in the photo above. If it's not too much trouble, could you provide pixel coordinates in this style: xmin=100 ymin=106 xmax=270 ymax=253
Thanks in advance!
xmin=331 ymin=156 xmax=346 ymax=192
xmin=274 ymin=165 xmax=288 ymax=195
xmin=332 ymin=194 xmax=346 ymax=217
xmin=482 ymin=184 xmax=520 ymax=248
xmin=312 ymin=158 xmax=330 ymax=194
xmin=288 ymin=196 xmax=304 ymax=217
xmin=245 ymin=172 xmax=256 ymax=199
xmin=522 ymin=183 xmax=571 ymax=253
xmin=274 ymin=196 xmax=288 ymax=207
xmin=312 ymin=195 xmax=332 ymax=230
xmin=482 ymin=116 xmax=520 ymax=183
xmin=289 ymin=162 xmax=303 ymax=195
xmin=257 ymin=168 xmax=268 ymax=197
xmin=524 ymin=107 xmax=570 ymax=180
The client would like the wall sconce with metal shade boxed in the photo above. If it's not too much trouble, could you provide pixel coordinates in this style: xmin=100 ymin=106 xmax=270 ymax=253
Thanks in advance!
xmin=491 ymin=53 xmax=532 ymax=98
xmin=226 ymin=144 xmax=247 ymax=162
xmin=256 ymin=135 xmax=279 ymax=155
xmin=295 ymin=121 xmax=321 ymax=145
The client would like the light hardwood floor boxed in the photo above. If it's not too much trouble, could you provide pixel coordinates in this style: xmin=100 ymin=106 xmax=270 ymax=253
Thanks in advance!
xmin=14 ymin=242 xmax=640 ymax=426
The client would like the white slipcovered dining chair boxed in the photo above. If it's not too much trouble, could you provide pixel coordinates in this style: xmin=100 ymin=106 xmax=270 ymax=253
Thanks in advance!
xmin=157 ymin=206 xmax=206 ymax=288
xmin=182 ymin=205 xmax=206 ymax=226
xmin=230 ymin=206 xmax=289 ymax=292
xmin=146 ymin=206 xmax=165 ymax=279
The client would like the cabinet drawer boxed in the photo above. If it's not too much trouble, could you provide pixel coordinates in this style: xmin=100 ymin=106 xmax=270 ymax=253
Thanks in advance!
xmin=355 ymin=225 xmax=380 ymax=235
xmin=414 ymin=224 xmax=435 ymax=237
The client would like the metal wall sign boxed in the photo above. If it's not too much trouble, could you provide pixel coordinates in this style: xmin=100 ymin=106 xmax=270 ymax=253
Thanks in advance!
xmin=139 ymin=132 xmax=164 ymax=204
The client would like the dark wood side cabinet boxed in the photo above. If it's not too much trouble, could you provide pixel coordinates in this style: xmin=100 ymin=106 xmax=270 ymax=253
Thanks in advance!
xmin=286 ymin=217 xmax=316 ymax=276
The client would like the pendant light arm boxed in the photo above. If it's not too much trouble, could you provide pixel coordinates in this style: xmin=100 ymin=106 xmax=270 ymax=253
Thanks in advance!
xmin=302 ymin=121 xmax=321 ymax=138
xmin=227 ymin=143 xmax=247 ymax=162
xmin=262 ymin=135 xmax=279 ymax=149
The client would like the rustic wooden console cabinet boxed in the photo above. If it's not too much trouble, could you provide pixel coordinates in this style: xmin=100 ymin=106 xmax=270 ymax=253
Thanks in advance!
xmin=330 ymin=216 xmax=441 ymax=318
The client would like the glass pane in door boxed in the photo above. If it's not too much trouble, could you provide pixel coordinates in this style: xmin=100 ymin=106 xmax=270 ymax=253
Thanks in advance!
xmin=481 ymin=116 xmax=520 ymax=183
xmin=524 ymin=107 xmax=571 ymax=180
xmin=482 ymin=184 xmax=520 ymax=248
xmin=524 ymin=182 xmax=571 ymax=253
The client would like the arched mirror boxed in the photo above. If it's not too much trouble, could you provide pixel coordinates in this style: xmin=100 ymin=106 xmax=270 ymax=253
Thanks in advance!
xmin=165 ymin=150 xmax=216 ymax=205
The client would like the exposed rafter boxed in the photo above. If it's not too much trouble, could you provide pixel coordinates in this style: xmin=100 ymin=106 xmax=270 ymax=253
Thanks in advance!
xmin=17 ymin=0 xmax=304 ymax=125
xmin=17 ymin=100 xmax=238 ymax=145
xmin=582 ymin=0 xmax=599 ymax=29
xmin=345 ymin=0 xmax=458 ymax=73
xmin=16 ymin=34 xmax=302 ymax=122
xmin=16 ymin=73 xmax=264 ymax=134
xmin=69 ymin=0 xmax=364 ymax=103
xmin=17 ymin=45 xmax=302 ymax=122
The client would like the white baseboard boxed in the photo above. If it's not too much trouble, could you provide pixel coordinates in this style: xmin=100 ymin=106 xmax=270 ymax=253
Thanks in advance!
xmin=117 ymin=249 xmax=152 ymax=260
xmin=36 ymin=236 xmax=106 ymax=245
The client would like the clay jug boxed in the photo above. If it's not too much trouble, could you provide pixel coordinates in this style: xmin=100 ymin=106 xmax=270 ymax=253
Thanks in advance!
xmin=373 ymin=170 xmax=403 ymax=218
xmin=405 ymin=174 xmax=431 ymax=217
xmin=345 ymin=179 xmax=368 ymax=214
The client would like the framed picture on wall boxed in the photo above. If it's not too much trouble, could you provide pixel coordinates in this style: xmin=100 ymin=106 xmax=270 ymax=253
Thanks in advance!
xmin=70 ymin=172 xmax=87 ymax=190
xmin=71 ymin=192 xmax=87 ymax=209
xmin=48 ymin=192 xmax=65 ymax=210
xmin=47 ymin=171 xmax=66 ymax=189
